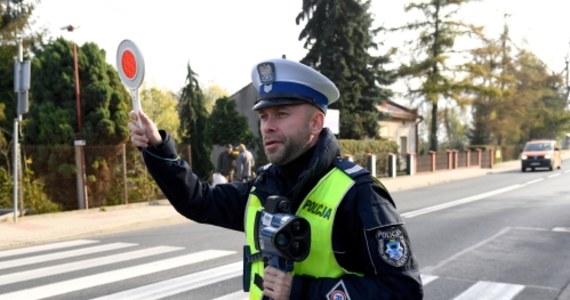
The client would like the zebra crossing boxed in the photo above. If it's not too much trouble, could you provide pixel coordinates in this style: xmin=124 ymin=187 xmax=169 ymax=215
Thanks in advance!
xmin=0 ymin=239 xmax=531 ymax=299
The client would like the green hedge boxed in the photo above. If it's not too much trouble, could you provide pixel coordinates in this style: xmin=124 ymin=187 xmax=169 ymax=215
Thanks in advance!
xmin=338 ymin=139 xmax=399 ymax=157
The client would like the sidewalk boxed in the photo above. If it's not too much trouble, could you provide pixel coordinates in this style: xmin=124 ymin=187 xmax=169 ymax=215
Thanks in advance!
xmin=382 ymin=160 xmax=520 ymax=192
xmin=0 ymin=160 xmax=520 ymax=250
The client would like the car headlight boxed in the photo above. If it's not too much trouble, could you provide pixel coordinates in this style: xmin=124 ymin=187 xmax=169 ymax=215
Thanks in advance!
xmin=521 ymin=154 xmax=528 ymax=160
xmin=545 ymin=154 xmax=551 ymax=159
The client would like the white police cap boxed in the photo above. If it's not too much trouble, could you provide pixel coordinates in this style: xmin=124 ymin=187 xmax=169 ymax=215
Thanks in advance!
xmin=251 ymin=58 xmax=339 ymax=113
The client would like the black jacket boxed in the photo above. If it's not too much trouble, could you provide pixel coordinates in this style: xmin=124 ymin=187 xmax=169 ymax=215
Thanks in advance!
xmin=142 ymin=128 xmax=423 ymax=299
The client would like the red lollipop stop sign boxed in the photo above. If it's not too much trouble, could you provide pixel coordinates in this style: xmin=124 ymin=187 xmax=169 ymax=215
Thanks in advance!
xmin=121 ymin=50 xmax=137 ymax=79
xmin=116 ymin=40 xmax=145 ymax=117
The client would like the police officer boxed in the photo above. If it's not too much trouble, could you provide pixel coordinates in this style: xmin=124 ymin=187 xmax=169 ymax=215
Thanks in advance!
xmin=128 ymin=58 xmax=423 ymax=299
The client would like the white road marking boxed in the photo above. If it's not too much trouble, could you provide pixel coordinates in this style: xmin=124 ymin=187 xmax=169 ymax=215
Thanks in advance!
xmin=92 ymin=261 xmax=242 ymax=300
xmin=421 ymin=274 xmax=439 ymax=285
xmin=525 ymin=178 xmax=544 ymax=185
xmin=453 ymin=281 xmax=524 ymax=300
xmin=402 ymin=170 xmax=569 ymax=219
xmin=0 ymin=249 xmax=235 ymax=300
xmin=421 ymin=227 xmax=511 ymax=275
xmin=402 ymin=184 xmax=524 ymax=218
xmin=0 ymin=242 xmax=136 ymax=270
xmin=0 ymin=245 xmax=183 ymax=286
xmin=0 ymin=239 xmax=98 ymax=258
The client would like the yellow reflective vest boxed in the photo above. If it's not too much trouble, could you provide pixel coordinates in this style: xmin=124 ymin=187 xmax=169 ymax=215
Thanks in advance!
xmin=244 ymin=166 xmax=362 ymax=299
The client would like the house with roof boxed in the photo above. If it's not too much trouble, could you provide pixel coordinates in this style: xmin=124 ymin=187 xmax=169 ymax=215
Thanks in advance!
xmin=376 ymin=100 xmax=422 ymax=156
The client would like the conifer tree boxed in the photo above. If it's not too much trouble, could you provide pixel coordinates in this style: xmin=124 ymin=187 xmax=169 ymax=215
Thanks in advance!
xmin=296 ymin=0 xmax=395 ymax=139
xmin=208 ymin=97 xmax=255 ymax=148
xmin=178 ymin=63 xmax=212 ymax=179
xmin=28 ymin=39 xmax=130 ymax=144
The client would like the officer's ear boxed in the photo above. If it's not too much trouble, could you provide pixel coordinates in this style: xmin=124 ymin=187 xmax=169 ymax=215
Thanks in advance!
xmin=309 ymin=109 xmax=325 ymax=135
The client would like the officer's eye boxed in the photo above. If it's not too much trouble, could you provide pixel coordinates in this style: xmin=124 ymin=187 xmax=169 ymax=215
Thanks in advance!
xmin=277 ymin=111 xmax=289 ymax=118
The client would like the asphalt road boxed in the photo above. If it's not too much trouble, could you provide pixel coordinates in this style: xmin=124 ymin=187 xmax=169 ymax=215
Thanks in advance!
xmin=396 ymin=167 xmax=570 ymax=300
xmin=1 ymin=166 xmax=569 ymax=299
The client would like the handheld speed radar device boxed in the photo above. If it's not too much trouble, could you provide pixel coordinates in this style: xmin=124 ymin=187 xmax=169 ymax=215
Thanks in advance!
xmin=243 ymin=196 xmax=311 ymax=293
xmin=255 ymin=196 xmax=311 ymax=271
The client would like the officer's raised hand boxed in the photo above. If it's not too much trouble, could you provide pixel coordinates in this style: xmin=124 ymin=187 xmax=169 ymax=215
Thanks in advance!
xmin=128 ymin=110 xmax=162 ymax=148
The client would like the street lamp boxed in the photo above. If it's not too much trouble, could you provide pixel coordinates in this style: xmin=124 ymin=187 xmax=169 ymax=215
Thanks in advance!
xmin=61 ymin=25 xmax=88 ymax=210
xmin=61 ymin=25 xmax=81 ymax=134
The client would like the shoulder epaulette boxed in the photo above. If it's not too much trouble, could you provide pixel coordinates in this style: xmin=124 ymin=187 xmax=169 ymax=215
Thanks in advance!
xmin=334 ymin=158 xmax=369 ymax=179
xmin=334 ymin=158 xmax=388 ymax=192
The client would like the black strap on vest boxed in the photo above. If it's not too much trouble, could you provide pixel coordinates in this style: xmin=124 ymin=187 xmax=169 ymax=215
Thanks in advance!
xmin=254 ymin=273 xmax=265 ymax=291
xmin=243 ymin=245 xmax=265 ymax=292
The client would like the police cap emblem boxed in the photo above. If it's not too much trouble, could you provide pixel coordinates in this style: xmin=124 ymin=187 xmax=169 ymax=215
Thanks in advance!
xmin=257 ymin=62 xmax=276 ymax=85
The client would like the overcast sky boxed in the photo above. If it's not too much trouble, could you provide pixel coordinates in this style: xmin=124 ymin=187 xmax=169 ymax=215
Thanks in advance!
xmin=33 ymin=1 xmax=570 ymax=95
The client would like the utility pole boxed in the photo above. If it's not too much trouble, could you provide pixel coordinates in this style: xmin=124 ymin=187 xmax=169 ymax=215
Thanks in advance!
xmin=61 ymin=25 xmax=82 ymax=133
xmin=13 ymin=36 xmax=31 ymax=222
xmin=62 ymin=24 xmax=88 ymax=209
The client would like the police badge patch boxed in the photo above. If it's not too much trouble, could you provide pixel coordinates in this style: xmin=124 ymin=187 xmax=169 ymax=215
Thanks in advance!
xmin=377 ymin=227 xmax=409 ymax=267
xmin=326 ymin=280 xmax=351 ymax=300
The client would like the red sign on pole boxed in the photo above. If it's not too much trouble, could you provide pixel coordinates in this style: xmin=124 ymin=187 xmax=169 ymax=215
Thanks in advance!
xmin=116 ymin=39 xmax=145 ymax=115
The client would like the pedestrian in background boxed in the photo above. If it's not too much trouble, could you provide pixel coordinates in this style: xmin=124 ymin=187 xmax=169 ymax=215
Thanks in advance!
xmin=235 ymin=143 xmax=255 ymax=182
xmin=216 ymin=143 xmax=235 ymax=182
